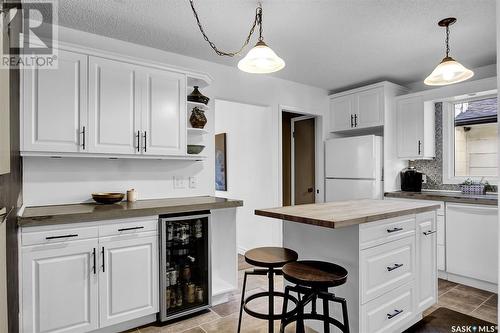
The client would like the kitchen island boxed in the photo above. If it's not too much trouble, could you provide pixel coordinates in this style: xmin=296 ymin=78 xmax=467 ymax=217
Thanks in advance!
xmin=256 ymin=199 xmax=440 ymax=333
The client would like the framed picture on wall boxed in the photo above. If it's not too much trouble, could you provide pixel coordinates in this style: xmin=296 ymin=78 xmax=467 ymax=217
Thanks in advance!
xmin=215 ymin=133 xmax=227 ymax=191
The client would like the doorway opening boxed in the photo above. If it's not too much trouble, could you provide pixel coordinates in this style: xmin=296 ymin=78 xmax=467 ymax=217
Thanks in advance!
xmin=282 ymin=111 xmax=316 ymax=206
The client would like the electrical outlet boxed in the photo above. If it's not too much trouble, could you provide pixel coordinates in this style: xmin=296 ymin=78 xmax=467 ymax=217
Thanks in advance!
xmin=173 ymin=176 xmax=186 ymax=189
xmin=422 ymin=174 xmax=427 ymax=184
xmin=189 ymin=177 xmax=197 ymax=189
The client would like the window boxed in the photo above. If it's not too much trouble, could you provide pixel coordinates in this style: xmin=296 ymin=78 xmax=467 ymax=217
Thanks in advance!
xmin=443 ymin=95 xmax=498 ymax=184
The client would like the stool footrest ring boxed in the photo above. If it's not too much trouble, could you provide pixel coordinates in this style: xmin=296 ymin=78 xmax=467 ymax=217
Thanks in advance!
xmin=243 ymin=291 xmax=298 ymax=320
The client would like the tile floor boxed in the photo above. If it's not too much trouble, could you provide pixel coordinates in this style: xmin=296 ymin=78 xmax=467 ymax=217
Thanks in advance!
xmin=132 ymin=256 xmax=497 ymax=333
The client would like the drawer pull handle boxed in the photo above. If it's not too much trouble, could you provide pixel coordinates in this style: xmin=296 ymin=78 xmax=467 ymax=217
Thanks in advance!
xmin=387 ymin=263 xmax=404 ymax=272
xmin=387 ymin=227 xmax=403 ymax=233
xmin=117 ymin=226 xmax=144 ymax=232
xmin=45 ymin=234 xmax=78 ymax=240
xmin=101 ymin=247 xmax=105 ymax=272
xmin=387 ymin=309 xmax=403 ymax=319
xmin=92 ymin=248 xmax=96 ymax=275
xmin=423 ymin=230 xmax=436 ymax=236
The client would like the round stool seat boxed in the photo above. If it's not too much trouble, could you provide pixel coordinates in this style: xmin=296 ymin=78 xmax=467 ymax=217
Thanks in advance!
xmin=244 ymin=247 xmax=298 ymax=268
xmin=282 ymin=260 xmax=348 ymax=288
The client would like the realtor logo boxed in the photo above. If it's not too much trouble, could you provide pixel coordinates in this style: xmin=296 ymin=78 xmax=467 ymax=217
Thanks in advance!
xmin=1 ymin=0 xmax=58 ymax=68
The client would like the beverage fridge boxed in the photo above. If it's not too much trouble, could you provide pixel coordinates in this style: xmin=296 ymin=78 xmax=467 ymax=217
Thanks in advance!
xmin=159 ymin=211 xmax=211 ymax=321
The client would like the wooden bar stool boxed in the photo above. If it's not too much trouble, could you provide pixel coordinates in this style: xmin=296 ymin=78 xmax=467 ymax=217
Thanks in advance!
xmin=280 ymin=260 xmax=350 ymax=333
xmin=238 ymin=247 xmax=299 ymax=333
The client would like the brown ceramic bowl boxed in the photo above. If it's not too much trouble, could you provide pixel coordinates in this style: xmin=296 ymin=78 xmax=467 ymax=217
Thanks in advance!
xmin=91 ymin=192 xmax=125 ymax=204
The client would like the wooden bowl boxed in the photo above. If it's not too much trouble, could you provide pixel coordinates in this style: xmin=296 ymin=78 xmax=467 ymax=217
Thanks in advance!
xmin=91 ymin=192 xmax=125 ymax=204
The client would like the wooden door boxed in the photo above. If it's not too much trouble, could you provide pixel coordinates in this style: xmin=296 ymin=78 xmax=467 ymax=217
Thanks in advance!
xmin=356 ymin=87 xmax=384 ymax=129
xmin=88 ymin=56 xmax=141 ymax=154
xmin=22 ymin=49 xmax=88 ymax=152
xmin=292 ymin=117 xmax=315 ymax=205
xmin=21 ymin=240 xmax=99 ymax=333
xmin=140 ymin=68 xmax=186 ymax=155
xmin=329 ymin=95 xmax=354 ymax=132
xmin=99 ymin=235 xmax=158 ymax=328
xmin=416 ymin=211 xmax=437 ymax=312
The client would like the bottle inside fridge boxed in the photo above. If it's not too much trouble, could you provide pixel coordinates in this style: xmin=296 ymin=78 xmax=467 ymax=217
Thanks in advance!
xmin=160 ymin=211 xmax=210 ymax=321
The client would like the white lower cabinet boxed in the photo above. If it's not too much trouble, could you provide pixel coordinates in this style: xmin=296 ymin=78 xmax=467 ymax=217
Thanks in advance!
xmin=416 ymin=211 xmax=437 ymax=312
xmin=99 ymin=235 xmax=158 ymax=328
xmin=22 ymin=240 xmax=99 ymax=333
xmin=21 ymin=219 xmax=158 ymax=333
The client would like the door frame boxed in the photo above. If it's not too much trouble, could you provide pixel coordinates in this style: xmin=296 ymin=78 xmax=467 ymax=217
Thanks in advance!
xmin=291 ymin=115 xmax=316 ymax=205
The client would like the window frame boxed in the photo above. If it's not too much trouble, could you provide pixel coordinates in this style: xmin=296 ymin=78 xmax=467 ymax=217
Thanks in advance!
xmin=442 ymin=94 xmax=498 ymax=184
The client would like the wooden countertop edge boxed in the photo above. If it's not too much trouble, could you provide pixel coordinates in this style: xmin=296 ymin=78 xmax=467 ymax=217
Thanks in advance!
xmin=18 ymin=200 xmax=244 ymax=227
xmin=255 ymin=204 xmax=440 ymax=229
xmin=384 ymin=192 xmax=498 ymax=206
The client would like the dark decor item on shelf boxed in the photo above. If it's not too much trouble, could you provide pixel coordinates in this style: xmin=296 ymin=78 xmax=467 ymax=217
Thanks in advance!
xmin=187 ymin=86 xmax=209 ymax=105
xmin=187 ymin=145 xmax=205 ymax=155
xmin=91 ymin=192 xmax=125 ymax=204
xmin=189 ymin=107 xmax=207 ymax=129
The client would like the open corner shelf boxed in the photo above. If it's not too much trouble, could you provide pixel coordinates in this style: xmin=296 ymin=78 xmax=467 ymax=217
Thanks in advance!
xmin=187 ymin=101 xmax=210 ymax=109
xmin=187 ymin=128 xmax=209 ymax=135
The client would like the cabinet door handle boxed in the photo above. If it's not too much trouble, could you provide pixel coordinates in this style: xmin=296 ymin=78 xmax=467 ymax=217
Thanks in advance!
xmin=45 ymin=234 xmax=78 ymax=240
xmin=418 ymin=140 xmax=422 ymax=155
xmin=423 ymin=230 xmax=436 ymax=236
xmin=354 ymin=114 xmax=358 ymax=127
xmin=101 ymin=247 xmax=105 ymax=273
xmin=387 ymin=309 xmax=403 ymax=319
xmin=92 ymin=248 xmax=96 ymax=275
xmin=386 ymin=227 xmax=403 ymax=233
xmin=136 ymin=130 xmax=141 ymax=152
xmin=143 ymin=131 xmax=147 ymax=152
xmin=118 ymin=226 xmax=144 ymax=232
xmin=387 ymin=263 xmax=404 ymax=272
xmin=350 ymin=114 xmax=354 ymax=128
xmin=81 ymin=126 xmax=86 ymax=150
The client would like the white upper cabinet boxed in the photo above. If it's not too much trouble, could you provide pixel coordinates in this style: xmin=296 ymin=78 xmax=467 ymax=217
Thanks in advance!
xmin=22 ymin=49 xmax=88 ymax=152
xmin=329 ymin=82 xmax=405 ymax=133
xmin=22 ymin=239 xmax=99 ymax=333
xmin=140 ymin=68 xmax=186 ymax=156
xmin=356 ymin=87 xmax=384 ymax=128
xmin=88 ymin=57 xmax=141 ymax=154
xmin=99 ymin=235 xmax=158 ymax=328
xmin=329 ymin=95 xmax=354 ymax=132
xmin=396 ymin=96 xmax=435 ymax=159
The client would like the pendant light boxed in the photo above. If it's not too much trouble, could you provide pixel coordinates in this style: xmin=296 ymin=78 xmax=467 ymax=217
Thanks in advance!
xmin=424 ymin=17 xmax=474 ymax=86
xmin=189 ymin=1 xmax=285 ymax=74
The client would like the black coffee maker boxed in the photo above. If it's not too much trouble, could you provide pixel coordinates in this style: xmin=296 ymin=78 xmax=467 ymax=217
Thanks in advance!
xmin=400 ymin=167 xmax=423 ymax=192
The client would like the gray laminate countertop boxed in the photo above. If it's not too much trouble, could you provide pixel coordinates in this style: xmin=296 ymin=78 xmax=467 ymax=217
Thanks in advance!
xmin=19 ymin=196 xmax=244 ymax=227
xmin=255 ymin=199 xmax=440 ymax=229
xmin=385 ymin=191 xmax=498 ymax=206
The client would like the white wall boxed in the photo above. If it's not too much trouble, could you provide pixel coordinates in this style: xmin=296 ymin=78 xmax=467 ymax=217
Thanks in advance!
xmin=23 ymin=26 xmax=329 ymax=226
xmin=214 ymin=100 xmax=280 ymax=251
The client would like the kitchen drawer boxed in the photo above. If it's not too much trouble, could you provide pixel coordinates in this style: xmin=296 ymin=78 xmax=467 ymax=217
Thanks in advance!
xmin=98 ymin=216 xmax=158 ymax=237
xmin=22 ymin=225 xmax=99 ymax=246
xmin=361 ymin=281 xmax=415 ymax=333
xmin=359 ymin=215 xmax=415 ymax=249
xmin=361 ymin=236 xmax=415 ymax=303
xmin=438 ymin=244 xmax=445 ymax=271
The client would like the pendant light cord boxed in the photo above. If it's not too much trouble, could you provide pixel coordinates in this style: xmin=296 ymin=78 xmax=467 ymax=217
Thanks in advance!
xmin=445 ymin=24 xmax=450 ymax=58
xmin=189 ymin=0 xmax=263 ymax=57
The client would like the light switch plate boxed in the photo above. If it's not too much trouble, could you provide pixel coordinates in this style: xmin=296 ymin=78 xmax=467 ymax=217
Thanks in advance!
xmin=189 ymin=177 xmax=197 ymax=189
xmin=422 ymin=174 xmax=427 ymax=184
xmin=174 ymin=176 xmax=186 ymax=189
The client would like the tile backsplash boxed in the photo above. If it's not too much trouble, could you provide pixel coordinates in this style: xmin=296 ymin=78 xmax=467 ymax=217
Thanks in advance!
xmin=409 ymin=102 xmax=497 ymax=192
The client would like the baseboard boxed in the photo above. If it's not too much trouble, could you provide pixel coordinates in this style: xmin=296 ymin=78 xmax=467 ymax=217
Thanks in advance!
xmin=445 ymin=273 xmax=497 ymax=293
xmin=89 ymin=314 xmax=157 ymax=333
xmin=237 ymin=246 xmax=247 ymax=255
xmin=438 ymin=270 xmax=448 ymax=280
xmin=211 ymin=293 xmax=230 ymax=306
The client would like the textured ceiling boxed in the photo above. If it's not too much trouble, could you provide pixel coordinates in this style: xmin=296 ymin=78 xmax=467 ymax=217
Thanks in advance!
xmin=44 ymin=0 xmax=496 ymax=90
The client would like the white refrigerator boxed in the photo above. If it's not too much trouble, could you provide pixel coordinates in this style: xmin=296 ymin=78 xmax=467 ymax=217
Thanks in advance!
xmin=325 ymin=135 xmax=383 ymax=202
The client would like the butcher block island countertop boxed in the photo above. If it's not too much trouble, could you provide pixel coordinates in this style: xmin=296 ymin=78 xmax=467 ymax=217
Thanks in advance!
xmin=255 ymin=199 xmax=440 ymax=228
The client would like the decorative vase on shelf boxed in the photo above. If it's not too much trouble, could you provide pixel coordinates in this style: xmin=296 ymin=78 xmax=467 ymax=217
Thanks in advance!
xmin=189 ymin=107 xmax=207 ymax=129
xmin=187 ymin=86 xmax=209 ymax=105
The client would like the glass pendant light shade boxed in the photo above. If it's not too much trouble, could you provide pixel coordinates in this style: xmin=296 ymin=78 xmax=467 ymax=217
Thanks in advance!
xmin=238 ymin=41 xmax=285 ymax=74
xmin=424 ymin=56 xmax=474 ymax=86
